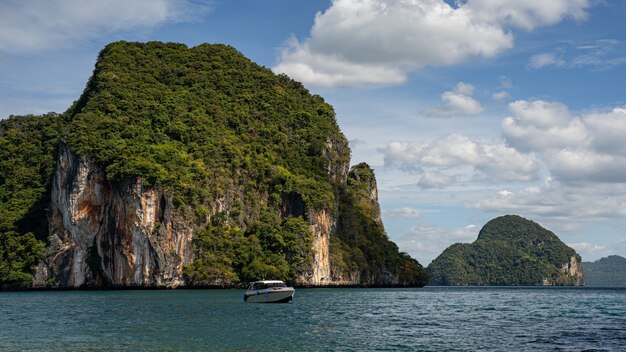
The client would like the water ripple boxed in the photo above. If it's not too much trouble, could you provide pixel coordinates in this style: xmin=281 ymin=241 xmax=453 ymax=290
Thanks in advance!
xmin=0 ymin=287 xmax=625 ymax=351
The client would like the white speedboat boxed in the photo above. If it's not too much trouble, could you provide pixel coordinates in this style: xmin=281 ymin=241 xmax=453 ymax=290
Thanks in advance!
xmin=243 ymin=280 xmax=294 ymax=303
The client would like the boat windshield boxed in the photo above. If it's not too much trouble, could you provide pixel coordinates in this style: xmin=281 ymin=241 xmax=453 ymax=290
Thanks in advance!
xmin=249 ymin=282 xmax=287 ymax=290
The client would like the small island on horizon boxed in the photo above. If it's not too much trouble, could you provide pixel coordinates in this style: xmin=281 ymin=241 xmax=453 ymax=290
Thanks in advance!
xmin=583 ymin=255 xmax=626 ymax=287
xmin=427 ymin=215 xmax=584 ymax=286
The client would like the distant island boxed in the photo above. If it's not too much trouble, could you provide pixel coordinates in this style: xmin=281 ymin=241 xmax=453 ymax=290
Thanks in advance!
xmin=427 ymin=215 xmax=584 ymax=286
xmin=0 ymin=41 xmax=428 ymax=290
xmin=583 ymin=255 xmax=626 ymax=287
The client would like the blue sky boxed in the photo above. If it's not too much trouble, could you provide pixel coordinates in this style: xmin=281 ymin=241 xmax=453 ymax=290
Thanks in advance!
xmin=2 ymin=0 xmax=626 ymax=265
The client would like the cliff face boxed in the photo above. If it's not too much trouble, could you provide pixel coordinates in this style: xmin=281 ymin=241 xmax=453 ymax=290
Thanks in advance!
xmin=559 ymin=255 xmax=584 ymax=286
xmin=427 ymin=215 xmax=584 ymax=286
xmin=38 ymin=143 xmax=423 ymax=288
xmin=299 ymin=208 xmax=334 ymax=285
xmin=39 ymin=142 xmax=193 ymax=287
xmin=329 ymin=163 xmax=429 ymax=287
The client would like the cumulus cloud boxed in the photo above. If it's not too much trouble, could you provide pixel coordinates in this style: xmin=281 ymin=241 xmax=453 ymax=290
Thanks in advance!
xmin=502 ymin=101 xmax=626 ymax=184
xmin=584 ymin=108 xmax=626 ymax=154
xmin=0 ymin=0 xmax=208 ymax=53
xmin=383 ymin=207 xmax=422 ymax=218
xmin=274 ymin=0 xmax=590 ymax=87
xmin=508 ymin=100 xmax=572 ymax=129
xmin=418 ymin=171 xmax=454 ymax=189
xmin=455 ymin=100 xmax=626 ymax=226
xmin=382 ymin=134 xmax=539 ymax=184
xmin=464 ymin=0 xmax=589 ymax=29
xmin=472 ymin=178 xmax=626 ymax=223
xmin=422 ymin=82 xmax=484 ymax=117
xmin=383 ymin=99 xmax=626 ymax=225
xmin=546 ymin=149 xmax=626 ymax=184
xmin=502 ymin=100 xmax=588 ymax=152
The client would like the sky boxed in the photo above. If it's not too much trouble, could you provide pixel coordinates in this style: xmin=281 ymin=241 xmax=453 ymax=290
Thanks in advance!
xmin=1 ymin=0 xmax=626 ymax=266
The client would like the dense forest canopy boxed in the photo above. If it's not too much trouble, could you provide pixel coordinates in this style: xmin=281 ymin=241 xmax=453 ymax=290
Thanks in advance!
xmin=583 ymin=255 xmax=626 ymax=287
xmin=428 ymin=215 xmax=581 ymax=286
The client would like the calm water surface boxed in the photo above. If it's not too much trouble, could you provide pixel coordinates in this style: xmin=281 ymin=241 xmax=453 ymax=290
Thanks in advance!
xmin=1 ymin=287 xmax=625 ymax=351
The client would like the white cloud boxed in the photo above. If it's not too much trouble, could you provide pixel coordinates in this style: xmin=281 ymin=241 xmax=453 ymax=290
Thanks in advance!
xmin=502 ymin=101 xmax=626 ymax=184
xmin=383 ymin=207 xmax=422 ymax=218
xmin=274 ymin=37 xmax=405 ymax=87
xmin=528 ymin=52 xmax=566 ymax=69
xmin=498 ymin=189 xmax=513 ymax=197
xmin=384 ymin=99 xmax=626 ymax=225
xmin=0 ymin=0 xmax=208 ymax=53
xmin=502 ymin=100 xmax=588 ymax=152
xmin=508 ymin=100 xmax=571 ymax=128
xmin=383 ymin=135 xmax=480 ymax=171
xmin=472 ymin=179 xmax=626 ymax=223
xmin=464 ymin=0 xmax=589 ymax=30
xmin=568 ymin=242 xmax=605 ymax=252
xmin=568 ymin=242 xmax=609 ymax=261
xmin=418 ymin=171 xmax=454 ymax=189
xmin=545 ymin=149 xmax=626 ymax=184
xmin=528 ymin=40 xmax=626 ymax=71
xmin=476 ymin=143 xmax=539 ymax=181
xmin=491 ymin=90 xmax=509 ymax=101
xmin=274 ymin=0 xmax=590 ymax=87
xmin=349 ymin=138 xmax=367 ymax=147
xmin=422 ymin=82 xmax=484 ymax=118
xmin=584 ymin=108 xmax=626 ymax=154
xmin=382 ymin=134 xmax=539 ymax=184
xmin=397 ymin=223 xmax=478 ymax=265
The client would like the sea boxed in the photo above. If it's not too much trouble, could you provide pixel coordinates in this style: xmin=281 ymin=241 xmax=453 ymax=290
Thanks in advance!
xmin=1 ymin=287 xmax=625 ymax=351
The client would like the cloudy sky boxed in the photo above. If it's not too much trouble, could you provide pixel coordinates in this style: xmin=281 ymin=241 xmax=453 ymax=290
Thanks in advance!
xmin=2 ymin=0 xmax=626 ymax=265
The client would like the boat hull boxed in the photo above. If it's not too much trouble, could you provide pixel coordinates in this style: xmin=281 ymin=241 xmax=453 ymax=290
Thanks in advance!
xmin=244 ymin=288 xmax=294 ymax=303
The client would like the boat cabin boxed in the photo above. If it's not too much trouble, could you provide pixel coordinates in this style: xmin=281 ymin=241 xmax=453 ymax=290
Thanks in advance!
xmin=247 ymin=280 xmax=288 ymax=290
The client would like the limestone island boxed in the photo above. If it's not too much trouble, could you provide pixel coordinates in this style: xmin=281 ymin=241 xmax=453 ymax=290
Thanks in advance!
xmin=0 ymin=42 xmax=429 ymax=290
xmin=427 ymin=215 xmax=584 ymax=286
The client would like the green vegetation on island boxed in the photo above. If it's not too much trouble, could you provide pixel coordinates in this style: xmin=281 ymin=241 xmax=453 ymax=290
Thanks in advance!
xmin=0 ymin=113 xmax=67 ymax=288
xmin=332 ymin=163 xmax=429 ymax=285
xmin=583 ymin=255 xmax=626 ymax=287
xmin=0 ymin=41 xmax=428 ymax=288
xmin=427 ymin=215 xmax=583 ymax=286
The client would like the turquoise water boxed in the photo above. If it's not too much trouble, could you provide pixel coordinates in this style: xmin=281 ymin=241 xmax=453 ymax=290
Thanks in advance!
xmin=1 ymin=287 xmax=625 ymax=351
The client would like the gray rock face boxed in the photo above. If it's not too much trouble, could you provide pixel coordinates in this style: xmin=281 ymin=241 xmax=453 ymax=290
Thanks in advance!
xmin=41 ymin=142 xmax=192 ymax=287
xmin=35 ymin=137 xmax=390 ymax=288
xmin=37 ymin=141 xmax=349 ymax=288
